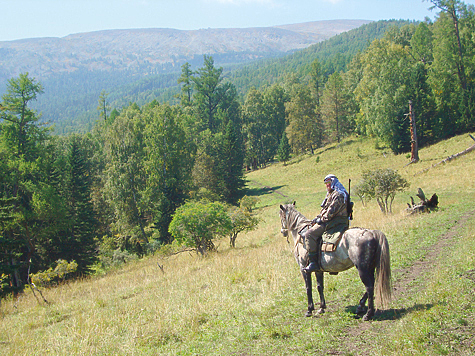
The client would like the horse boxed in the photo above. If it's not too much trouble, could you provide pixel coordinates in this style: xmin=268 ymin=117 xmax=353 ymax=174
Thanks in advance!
xmin=279 ymin=202 xmax=391 ymax=321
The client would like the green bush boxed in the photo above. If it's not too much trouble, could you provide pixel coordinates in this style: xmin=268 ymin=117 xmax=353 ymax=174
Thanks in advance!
xmin=30 ymin=260 xmax=78 ymax=287
xmin=354 ymin=168 xmax=409 ymax=214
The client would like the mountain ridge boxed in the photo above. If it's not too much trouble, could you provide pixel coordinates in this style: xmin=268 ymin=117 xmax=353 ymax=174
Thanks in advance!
xmin=0 ymin=20 xmax=370 ymax=81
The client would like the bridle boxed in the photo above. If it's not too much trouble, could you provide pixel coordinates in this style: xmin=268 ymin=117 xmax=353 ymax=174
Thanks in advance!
xmin=280 ymin=204 xmax=308 ymax=256
xmin=279 ymin=209 xmax=289 ymax=240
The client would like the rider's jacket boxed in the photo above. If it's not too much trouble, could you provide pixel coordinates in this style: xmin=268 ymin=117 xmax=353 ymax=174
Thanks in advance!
xmin=319 ymin=189 xmax=348 ymax=224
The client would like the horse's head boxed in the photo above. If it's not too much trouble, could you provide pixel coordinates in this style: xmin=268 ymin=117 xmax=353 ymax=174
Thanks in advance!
xmin=279 ymin=202 xmax=296 ymax=239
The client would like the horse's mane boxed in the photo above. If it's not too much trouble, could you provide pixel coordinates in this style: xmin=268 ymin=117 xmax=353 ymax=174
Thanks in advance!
xmin=284 ymin=204 xmax=312 ymax=232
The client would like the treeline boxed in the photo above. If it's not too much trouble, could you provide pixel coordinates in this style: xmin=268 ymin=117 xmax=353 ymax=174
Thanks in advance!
xmin=1 ymin=0 xmax=475 ymax=296
xmin=229 ymin=19 xmax=415 ymax=95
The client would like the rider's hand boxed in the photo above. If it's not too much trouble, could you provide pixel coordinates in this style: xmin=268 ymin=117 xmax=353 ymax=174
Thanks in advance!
xmin=312 ymin=217 xmax=322 ymax=225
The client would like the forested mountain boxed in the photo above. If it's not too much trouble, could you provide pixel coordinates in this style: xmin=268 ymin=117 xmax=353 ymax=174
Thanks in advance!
xmin=0 ymin=20 xmax=369 ymax=133
xmin=229 ymin=19 xmax=414 ymax=95
xmin=38 ymin=19 xmax=406 ymax=134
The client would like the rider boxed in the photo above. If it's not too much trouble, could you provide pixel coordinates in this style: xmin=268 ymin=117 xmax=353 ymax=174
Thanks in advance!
xmin=303 ymin=174 xmax=349 ymax=273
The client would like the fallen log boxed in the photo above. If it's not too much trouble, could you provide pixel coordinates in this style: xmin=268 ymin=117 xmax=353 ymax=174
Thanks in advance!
xmin=415 ymin=135 xmax=475 ymax=175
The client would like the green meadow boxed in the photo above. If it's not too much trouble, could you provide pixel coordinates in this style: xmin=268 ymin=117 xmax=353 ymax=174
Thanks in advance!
xmin=1 ymin=133 xmax=474 ymax=355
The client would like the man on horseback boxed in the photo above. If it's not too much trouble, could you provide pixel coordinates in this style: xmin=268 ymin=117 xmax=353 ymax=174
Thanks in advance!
xmin=303 ymin=174 xmax=349 ymax=273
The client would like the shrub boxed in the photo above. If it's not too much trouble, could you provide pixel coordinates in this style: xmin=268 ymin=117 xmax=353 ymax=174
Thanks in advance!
xmin=30 ymin=260 xmax=78 ymax=287
xmin=355 ymin=168 xmax=409 ymax=214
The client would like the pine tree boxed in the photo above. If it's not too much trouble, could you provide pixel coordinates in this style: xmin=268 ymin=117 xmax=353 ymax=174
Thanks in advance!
xmin=220 ymin=121 xmax=245 ymax=205
xmin=277 ymin=131 xmax=291 ymax=164
xmin=0 ymin=197 xmax=22 ymax=296
xmin=66 ymin=135 xmax=98 ymax=273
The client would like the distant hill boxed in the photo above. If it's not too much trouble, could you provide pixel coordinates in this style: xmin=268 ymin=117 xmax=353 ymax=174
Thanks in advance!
xmin=1 ymin=19 xmax=411 ymax=134
xmin=0 ymin=20 xmax=369 ymax=82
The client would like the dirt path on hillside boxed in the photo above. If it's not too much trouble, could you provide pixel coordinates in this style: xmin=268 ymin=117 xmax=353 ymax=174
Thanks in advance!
xmin=330 ymin=209 xmax=475 ymax=355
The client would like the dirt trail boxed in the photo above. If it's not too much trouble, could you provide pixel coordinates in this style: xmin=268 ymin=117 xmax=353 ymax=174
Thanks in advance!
xmin=334 ymin=209 xmax=475 ymax=355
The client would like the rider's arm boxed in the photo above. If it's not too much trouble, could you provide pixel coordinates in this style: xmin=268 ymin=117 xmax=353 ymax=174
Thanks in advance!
xmin=320 ymin=191 xmax=346 ymax=223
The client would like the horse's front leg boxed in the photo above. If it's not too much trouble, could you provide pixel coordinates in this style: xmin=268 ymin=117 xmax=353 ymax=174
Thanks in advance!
xmin=302 ymin=270 xmax=314 ymax=317
xmin=315 ymin=271 xmax=326 ymax=315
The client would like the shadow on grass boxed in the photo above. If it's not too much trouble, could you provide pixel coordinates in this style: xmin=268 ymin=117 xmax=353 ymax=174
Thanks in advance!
xmin=246 ymin=185 xmax=287 ymax=198
xmin=345 ymin=303 xmax=436 ymax=321
xmin=315 ymin=139 xmax=357 ymax=155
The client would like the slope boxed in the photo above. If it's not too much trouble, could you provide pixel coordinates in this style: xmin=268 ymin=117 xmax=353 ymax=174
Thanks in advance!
xmin=0 ymin=132 xmax=474 ymax=355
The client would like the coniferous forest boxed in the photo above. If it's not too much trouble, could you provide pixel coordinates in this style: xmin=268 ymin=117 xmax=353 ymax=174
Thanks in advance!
xmin=1 ymin=1 xmax=475 ymax=296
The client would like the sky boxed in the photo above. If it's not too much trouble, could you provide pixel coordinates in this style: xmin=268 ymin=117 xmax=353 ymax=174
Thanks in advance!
xmin=1 ymin=0 xmax=475 ymax=42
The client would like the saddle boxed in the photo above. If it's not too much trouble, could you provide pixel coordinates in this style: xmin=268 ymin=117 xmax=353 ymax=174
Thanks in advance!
xmin=321 ymin=215 xmax=349 ymax=252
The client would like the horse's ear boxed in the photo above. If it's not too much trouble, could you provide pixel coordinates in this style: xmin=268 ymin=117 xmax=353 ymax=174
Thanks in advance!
xmin=280 ymin=204 xmax=285 ymax=211
xmin=293 ymin=201 xmax=296 ymax=206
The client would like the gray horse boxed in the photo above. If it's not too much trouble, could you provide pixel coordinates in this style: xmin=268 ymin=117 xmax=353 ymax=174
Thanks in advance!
xmin=279 ymin=202 xmax=391 ymax=321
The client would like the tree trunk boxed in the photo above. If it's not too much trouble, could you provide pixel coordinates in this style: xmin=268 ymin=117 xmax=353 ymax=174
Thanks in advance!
xmin=409 ymin=100 xmax=419 ymax=163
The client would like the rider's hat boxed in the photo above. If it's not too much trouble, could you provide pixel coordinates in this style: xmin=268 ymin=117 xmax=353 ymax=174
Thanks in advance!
xmin=323 ymin=174 xmax=337 ymax=184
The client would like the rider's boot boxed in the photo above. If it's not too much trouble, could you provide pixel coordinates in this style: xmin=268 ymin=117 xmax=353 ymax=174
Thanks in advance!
xmin=304 ymin=252 xmax=320 ymax=273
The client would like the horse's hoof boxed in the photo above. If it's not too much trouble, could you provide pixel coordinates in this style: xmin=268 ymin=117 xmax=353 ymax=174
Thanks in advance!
xmin=362 ymin=312 xmax=374 ymax=321
xmin=316 ymin=308 xmax=325 ymax=315
xmin=305 ymin=311 xmax=313 ymax=317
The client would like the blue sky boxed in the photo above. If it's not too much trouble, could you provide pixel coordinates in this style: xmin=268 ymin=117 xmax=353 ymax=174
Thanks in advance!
xmin=1 ymin=0 xmax=475 ymax=42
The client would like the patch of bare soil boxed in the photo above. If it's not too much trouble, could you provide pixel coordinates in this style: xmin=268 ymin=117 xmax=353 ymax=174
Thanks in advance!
xmin=332 ymin=209 xmax=475 ymax=355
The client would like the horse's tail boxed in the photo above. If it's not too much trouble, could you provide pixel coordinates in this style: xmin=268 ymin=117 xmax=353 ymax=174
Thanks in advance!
xmin=374 ymin=230 xmax=392 ymax=308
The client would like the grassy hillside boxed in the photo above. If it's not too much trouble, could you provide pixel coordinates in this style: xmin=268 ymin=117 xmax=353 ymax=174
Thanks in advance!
xmin=1 ymin=133 xmax=474 ymax=355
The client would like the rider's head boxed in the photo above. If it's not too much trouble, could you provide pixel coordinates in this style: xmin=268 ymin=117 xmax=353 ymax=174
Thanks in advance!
xmin=324 ymin=174 xmax=337 ymax=191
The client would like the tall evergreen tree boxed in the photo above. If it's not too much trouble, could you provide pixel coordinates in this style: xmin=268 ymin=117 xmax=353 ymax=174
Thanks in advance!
xmin=97 ymin=90 xmax=110 ymax=122
xmin=190 ymin=56 xmax=245 ymax=204
xmin=178 ymin=62 xmax=194 ymax=107
xmin=276 ymin=131 xmax=291 ymax=164
xmin=65 ymin=135 xmax=98 ymax=273
xmin=192 ymin=55 xmax=225 ymax=133
xmin=0 ymin=73 xmax=50 ymax=290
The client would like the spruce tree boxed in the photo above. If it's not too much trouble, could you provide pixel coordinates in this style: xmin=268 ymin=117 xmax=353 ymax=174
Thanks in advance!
xmin=277 ymin=131 xmax=291 ymax=164
xmin=0 ymin=197 xmax=22 ymax=296
xmin=220 ymin=121 xmax=245 ymax=205
xmin=66 ymin=135 xmax=98 ymax=273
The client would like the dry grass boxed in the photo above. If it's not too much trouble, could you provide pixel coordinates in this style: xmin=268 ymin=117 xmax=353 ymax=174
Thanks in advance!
xmin=1 ymin=133 xmax=474 ymax=355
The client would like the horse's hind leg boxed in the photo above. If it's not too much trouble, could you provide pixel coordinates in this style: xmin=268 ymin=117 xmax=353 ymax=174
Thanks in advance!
xmin=302 ymin=270 xmax=315 ymax=317
xmin=356 ymin=292 xmax=368 ymax=315
xmin=315 ymin=271 xmax=326 ymax=315
xmin=357 ymin=268 xmax=375 ymax=321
